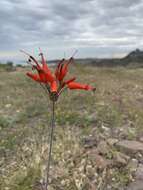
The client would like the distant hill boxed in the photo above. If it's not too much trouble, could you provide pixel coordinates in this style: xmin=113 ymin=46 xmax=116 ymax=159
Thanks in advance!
xmin=123 ymin=49 xmax=143 ymax=63
xmin=75 ymin=49 xmax=143 ymax=68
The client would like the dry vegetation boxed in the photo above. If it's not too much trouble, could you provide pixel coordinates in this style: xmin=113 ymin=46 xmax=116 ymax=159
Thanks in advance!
xmin=0 ymin=64 xmax=143 ymax=190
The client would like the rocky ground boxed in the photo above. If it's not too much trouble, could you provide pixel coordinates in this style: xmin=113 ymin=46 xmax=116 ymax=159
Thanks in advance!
xmin=83 ymin=127 xmax=143 ymax=190
xmin=0 ymin=65 xmax=143 ymax=190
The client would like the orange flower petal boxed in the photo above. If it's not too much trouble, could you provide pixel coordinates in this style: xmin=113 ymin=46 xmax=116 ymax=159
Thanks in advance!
xmin=67 ymin=82 xmax=95 ymax=91
xmin=38 ymin=71 xmax=47 ymax=83
xmin=26 ymin=72 xmax=41 ymax=82
xmin=64 ymin=77 xmax=76 ymax=85
xmin=58 ymin=57 xmax=74 ymax=81
xmin=50 ymin=80 xmax=58 ymax=92
xmin=55 ymin=59 xmax=65 ymax=79
xmin=39 ymin=49 xmax=51 ymax=73
xmin=61 ymin=77 xmax=76 ymax=88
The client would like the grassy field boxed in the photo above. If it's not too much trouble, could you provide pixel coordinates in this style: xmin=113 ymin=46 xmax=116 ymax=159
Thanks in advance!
xmin=0 ymin=64 xmax=143 ymax=190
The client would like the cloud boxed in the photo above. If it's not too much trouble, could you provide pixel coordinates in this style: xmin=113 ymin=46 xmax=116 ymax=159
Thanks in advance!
xmin=99 ymin=0 xmax=141 ymax=8
xmin=0 ymin=0 xmax=143 ymax=61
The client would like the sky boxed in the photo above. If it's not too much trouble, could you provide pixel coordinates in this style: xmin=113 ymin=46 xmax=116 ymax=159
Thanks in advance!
xmin=0 ymin=0 xmax=143 ymax=62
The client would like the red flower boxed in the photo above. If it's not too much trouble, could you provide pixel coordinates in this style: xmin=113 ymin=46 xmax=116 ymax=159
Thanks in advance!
xmin=22 ymin=49 xmax=95 ymax=101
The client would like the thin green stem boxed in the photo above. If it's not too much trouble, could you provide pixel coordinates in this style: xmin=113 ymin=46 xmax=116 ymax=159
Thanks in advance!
xmin=45 ymin=100 xmax=55 ymax=190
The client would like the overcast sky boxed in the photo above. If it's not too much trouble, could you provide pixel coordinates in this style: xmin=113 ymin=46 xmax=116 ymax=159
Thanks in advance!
xmin=0 ymin=0 xmax=143 ymax=62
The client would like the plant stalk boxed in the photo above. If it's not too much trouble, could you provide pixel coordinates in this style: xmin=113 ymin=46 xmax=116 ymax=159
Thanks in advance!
xmin=45 ymin=100 xmax=55 ymax=190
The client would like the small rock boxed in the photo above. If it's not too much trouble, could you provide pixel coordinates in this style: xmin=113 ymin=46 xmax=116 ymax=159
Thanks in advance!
xmin=136 ymin=153 xmax=143 ymax=162
xmin=83 ymin=137 xmax=97 ymax=148
xmin=101 ymin=124 xmax=111 ymax=136
xmin=88 ymin=149 xmax=101 ymax=160
xmin=127 ymin=159 xmax=138 ymax=172
xmin=101 ymin=124 xmax=110 ymax=132
xmin=116 ymin=140 xmax=143 ymax=155
xmin=135 ymin=164 xmax=143 ymax=180
xmin=87 ymin=149 xmax=111 ymax=169
xmin=114 ymin=152 xmax=130 ymax=166
xmin=95 ymin=154 xmax=108 ymax=169
xmin=97 ymin=141 xmax=109 ymax=155
xmin=107 ymin=138 xmax=118 ymax=146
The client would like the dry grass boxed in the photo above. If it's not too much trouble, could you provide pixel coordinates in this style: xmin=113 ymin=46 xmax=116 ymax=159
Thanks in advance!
xmin=0 ymin=65 xmax=143 ymax=189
